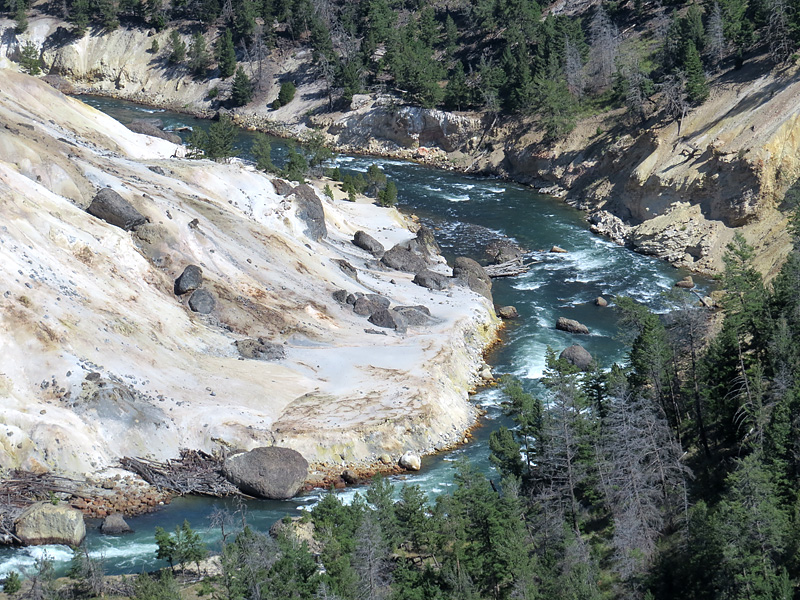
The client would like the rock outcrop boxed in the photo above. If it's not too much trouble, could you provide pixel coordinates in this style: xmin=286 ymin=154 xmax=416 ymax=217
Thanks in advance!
xmin=101 ymin=513 xmax=133 ymax=535
xmin=453 ymin=257 xmax=492 ymax=301
xmin=15 ymin=503 xmax=86 ymax=546
xmin=223 ymin=447 xmax=309 ymax=499
xmin=560 ymin=344 xmax=593 ymax=371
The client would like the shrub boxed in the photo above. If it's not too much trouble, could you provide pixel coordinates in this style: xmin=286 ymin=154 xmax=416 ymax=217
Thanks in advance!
xmin=277 ymin=81 xmax=296 ymax=106
xmin=167 ymin=30 xmax=186 ymax=64
xmin=3 ymin=571 xmax=21 ymax=595
xmin=148 ymin=38 xmax=160 ymax=54
xmin=323 ymin=183 xmax=334 ymax=200
xmin=18 ymin=41 xmax=41 ymax=76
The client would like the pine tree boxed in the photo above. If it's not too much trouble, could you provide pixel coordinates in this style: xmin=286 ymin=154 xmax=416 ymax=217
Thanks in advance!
xmin=167 ymin=29 xmax=186 ymax=64
xmin=18 ymin=41 xmax=41 ymax=75
xmin=188 ymin=32 xmax=211 ymax=76
xmin=69 ymin=0 xmax=90 ymax=36
xmin=215 ymin=29 xmax=237 ymax=78
xmin=231 ymin=65 xmax=253 ymax=106
xmin=252 ymin=133 xmax=276 ymax=172
xmin=683 ymin=41 xmax=708 ymax=104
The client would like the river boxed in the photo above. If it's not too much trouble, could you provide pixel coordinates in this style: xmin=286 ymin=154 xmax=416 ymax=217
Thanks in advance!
xmin=0 ymin=97 xmax=710 ymax=577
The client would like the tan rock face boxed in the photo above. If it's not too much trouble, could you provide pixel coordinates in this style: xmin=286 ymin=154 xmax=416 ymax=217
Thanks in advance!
xmin=15 ymin=502 xmax=86 ymax=546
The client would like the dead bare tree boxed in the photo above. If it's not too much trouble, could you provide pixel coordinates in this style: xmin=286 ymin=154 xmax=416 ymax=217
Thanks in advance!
xmin=589 ymin=5 xmax=620 ymax=90
xmin=564 ymin=36 xmax=585 ymax=100
xmin=767 ymin=0 xmax=793 ymax=64
xmin=658 ymin=71 xmax=688 ymax=133
xmin=353 ymin=512 xmax=392 ymax=600
xmin=707 ymin=2 xmax=726 ymax=71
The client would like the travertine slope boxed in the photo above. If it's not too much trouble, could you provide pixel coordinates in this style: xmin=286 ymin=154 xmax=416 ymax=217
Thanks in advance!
xmin=0 ymin=66 xmax=498 ymax=477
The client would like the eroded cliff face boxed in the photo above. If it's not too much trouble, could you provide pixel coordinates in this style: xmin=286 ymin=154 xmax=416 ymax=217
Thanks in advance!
xmin=2 ymin=17 xmax=797 ymax=277
xmin=0 ymin=66 xmax=498 ymax=478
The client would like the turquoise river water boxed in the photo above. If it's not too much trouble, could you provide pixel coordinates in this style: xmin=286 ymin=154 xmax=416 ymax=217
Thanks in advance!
xmin=0 ymin=97 xmax=710 ymax=577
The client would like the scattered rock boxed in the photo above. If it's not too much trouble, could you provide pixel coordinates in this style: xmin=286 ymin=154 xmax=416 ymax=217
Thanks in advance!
xmin=556 ymin=317 xmax=589 ymax=334
xmin=392 ymin=305 xmax=432 ymax=326
xmin=414 ymin=226 xmax=441 ymax=257
xmin=342 ymin=469 xmax=359 ymax=484
xmin=235 ymin=338 xmax=286 ymax=361
xmin=101 ymin=513 xmax=132 ymax=535
xmin=485 ymin=239 xmax=524 ymax=264
xmin=675 ymin=276 xmax=695 ymax=289
xmin=595 ymin=296 xmax=608 ymax=307
xmin=452 ymin=257 xmax=492 ymax=300
xmin=223 ymin=447 xmax=309 ymax=499
xmin=497 ymin=306 xmax=519 ymax=319
xmin=174 ymin=265 xmax=203 ymax=295
xmin=86 ymin=188 xmax=147 ymax=231
xmin=14 ymin=502 xmax=86 ymax=546
xmin=587 ymin=210 xmax=630 ymax=246
xmin=332 ymin=289 xmax=348 ymax=303
xmin=480 ymin=366 xmax=493 ymax=380
xmin=413 ymin=269 xmax=450 ymax=290
xmin=335 ymin=259 xmax=360 ymax=282
xmin=379 ymin=454 xmax=392 ymax=465
xmin=398 ymin=452 xmax=421 ymax=471
xmin=291 ymin=185 xmax=327 ymax=241
xmin=188 ymin=288 xmax=216 ymax=314
xmin=368 ymin=308 xmax=408 ymax=332
xmin=550 ymin=246 xmax=568 ymax=253
xmin=126 ymin=120 xmax=181 ymax=144
xmin=381 ymin=246 xmax=426 ymax=273
xmin=560 ymin=344 xmax=594 ymax=371
xmin=353 ymin=231 xmax=384 ymax=257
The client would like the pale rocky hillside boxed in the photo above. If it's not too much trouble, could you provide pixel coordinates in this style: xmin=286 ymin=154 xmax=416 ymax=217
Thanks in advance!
xmin=0 ymin=64 xmax=498 ymax=478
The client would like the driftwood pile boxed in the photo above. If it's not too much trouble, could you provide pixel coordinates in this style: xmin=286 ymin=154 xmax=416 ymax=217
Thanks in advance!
xmin=120 ymin=449 xmax=244 ymax=497
xmin=484 ymin=256 xmax=539 ymax=278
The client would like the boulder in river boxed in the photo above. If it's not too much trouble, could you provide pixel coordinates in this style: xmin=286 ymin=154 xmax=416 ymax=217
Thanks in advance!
xmin=86 ymin=188 xmax=147 ymax=231
xmin=174 ymin=265 xmax=203 ymax=295
xmin=399 ymin=452 xmax=421 ymax=471
xmin=675 ymin=276 xmax=695 ymax=289
xmin=353 ymin=231 xmax=384 ymax=257
xmin=497 ymin=306 xmax=519 ymax=319
xmin=485 ymin=239 xmax=524 ymax=265
xmin=223 ymin=447 xmax=309 ymax=499
xmin=595 ymin=296 xmax=608 ymax=307
xmin=560 ymin=344 xmax=594 ymax=371
xmin=101 ymin=513 xmax=133 ymax=535
xmin=556 ymin=317 xmax=589 ymax=334
xmin=550 ymin=246 xmax=568 ymax=253
xmin=15 ymin=502 xmax=86 ymax=546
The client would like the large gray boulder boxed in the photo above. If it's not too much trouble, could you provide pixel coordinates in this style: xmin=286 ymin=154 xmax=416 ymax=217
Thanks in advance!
xmin=15 ymin=502 xmax=86 ymax=546
xmin=86 ymin=188 xmax=147 ymax=231
xmin=188 ymin=288 xmax=216 ymax=314
xmin=398 ymin=452 xmax=421 ymax=471
xmin=556 ymin=317 xmax=589 ymax=334
xmin=452 ymin=257 xmax=492 ymax=300
xmin=560 ymin=344 xmax=593 ymax=371
xmin=174 ymin=265 xmax=203 ymax=295
xmin=291 ymin=185 xmax=327 ymax=241
xmin=101 ymin=513 xmax=133 ymax=535
xmin=413 ymin=269 xmax=450 ymax=291
xmin=353 ymin=231 xmax=385 ymax=257
xmin=414 ymin=226 xmax=441 ymax=257
xmin=223 ymin=447 xmax=309 ymax=499
xmin=353 ymin=294 xmax=390 ymax=316
xmin=368 ymin=308 xmax=408 ymax=332
xmin=393 ymin=305 xmax=432 ymax=326
xmin=381 ymin=246 xmax=427 ymax=273
xmin=485 ymin=239 xmax=524 ymax=264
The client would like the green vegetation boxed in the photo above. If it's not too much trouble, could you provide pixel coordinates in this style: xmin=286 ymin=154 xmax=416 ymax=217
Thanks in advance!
xmin=3 ymin=571 xmax=21 ymax=594
xmin=252 ymin=133 xmax=277 ymax=172
xmin=214 ymin=30 xmax=236 ymax=79
xmin=231 ymin=66 xmax=253 ymax=106
xmin=167 ymin=29 xmax=185 ymax=64
xmin=273 ymin=80 xmax=296 ymax=109
xmin=187 ymin=114 xmax=237 ymax=161
xmin=18 ymin=41 xmax=41 ymax=76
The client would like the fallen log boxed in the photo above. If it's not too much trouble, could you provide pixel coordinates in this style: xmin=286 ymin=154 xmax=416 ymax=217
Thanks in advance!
xmin=484 ymin=257 xmax=538 ymax=278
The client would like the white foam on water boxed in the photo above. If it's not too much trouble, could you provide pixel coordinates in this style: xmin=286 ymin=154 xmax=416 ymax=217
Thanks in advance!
xmin=88 ymin=542 xmax=158 ymax=561
xmin=444 ymin=194 xmax=470 ymax=203
xmin=0 ymin=545 xmax=74 ymax=577
xmin=487 ymin=187 xmax=504 ymax=193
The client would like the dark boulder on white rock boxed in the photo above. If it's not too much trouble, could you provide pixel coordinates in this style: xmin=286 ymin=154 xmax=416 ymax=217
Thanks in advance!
xmin=223 ymin=447 xmax=309 ymax=499
xmin=174 ymin=265 xmax=203 ymax=295
xmin=382 ymin=246 xmax=427 ymax=273
xmin=453 ymin=257 xmax=492 ymax=301
xmin=291 ymin=185 xmax=327 ymax=241
xmin=413 ymin=269 xmax=450 ymax=290
xmin=353 ymin=231 xmax=385 ymax=257
xmin=188 ymin=288 xmax=216 ymax=314
xmin=86 ymin=188 xmax=147 ymax=231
